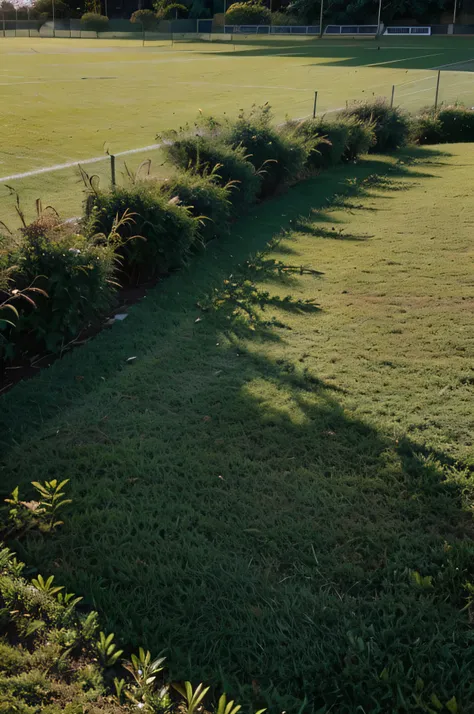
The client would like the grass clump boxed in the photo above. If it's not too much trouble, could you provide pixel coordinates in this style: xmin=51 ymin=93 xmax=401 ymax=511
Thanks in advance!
xmin=159 ymin=171 xmax=233 ymax=244
xmin=162 ymin=134 xmax=260 ymax=212
xmin=340 ymin=99 xmax=410 ymax=152
xmin=86 ymin=184 xmax=199 ymax=284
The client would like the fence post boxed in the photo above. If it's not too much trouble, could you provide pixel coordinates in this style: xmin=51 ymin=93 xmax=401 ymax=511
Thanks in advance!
xmin=390 ymin=84 xmax=395 ymax=108
xmin=312 ymin=90 xmax=318 ymax=119
xmin=2 ymin=12 xmax=5 ymax=37
xmin=110 ymin=154 xmax=116 ymax=187
xmin=434 ymin=70 xmax=441 ymax=110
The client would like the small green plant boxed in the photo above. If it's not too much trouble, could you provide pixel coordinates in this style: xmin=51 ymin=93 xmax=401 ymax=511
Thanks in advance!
xmin=96 ymin=631 xmax=124 ymax=667
xmin=31 ymin=479 xmax=71 ymax=530
xmin=123 ymin=648 xmax=166 ymax=688
xmin=3 ymin=479 xmax=71 ymax=537
xmin=410 ymin=570 xmax=434 ymax=590
xmin=172 ymin=681 xmax=210 ymax=714
xmin=216 ymin=693 xmax=242 ymax=714
xmin=31 ymin=574 xmax=64 ymax=596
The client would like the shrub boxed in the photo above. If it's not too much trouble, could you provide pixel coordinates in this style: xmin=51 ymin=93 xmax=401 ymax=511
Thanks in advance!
xmin=270 ymin=10 xmax=301 ymax=25
xmin=218 ymin=106 xmax=308 ymax=198
xmin=225 ymin=1 xmax=270 ymax=25
xmin=409 ymin=111 xmax=444 ymax=145
xmin=287 ymin=117 xmax=349 ymax=169
xmin=340 ymin=99 xmax=410 ymax=152
xmin=436 ymin=105 xmax=474 ymax=142
xmin=163 ymin=135 xmax=260 ymax=211
xmin=80 ymin=12 xmax=109 ymax=32
xmin=130 ymin=9 xmax=158 ymax=28
xmin=343 ymin=117 xmax=376 ymax=161
xmin=86 ymin=184 xmax=199 ymax=283
xmin=159 ymin=171 xmax=233 ymax=244
xmin=157 ymin=2 xmax=188 ymax=18
xmin=2 ymin=217 xmax=115 ymax=358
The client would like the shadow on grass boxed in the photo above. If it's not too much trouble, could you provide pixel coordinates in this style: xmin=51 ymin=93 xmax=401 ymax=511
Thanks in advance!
xmin=202 ymin=36 xmax=474 ymax=72
xmin=1 ymin=146 xmax=472 ymax=714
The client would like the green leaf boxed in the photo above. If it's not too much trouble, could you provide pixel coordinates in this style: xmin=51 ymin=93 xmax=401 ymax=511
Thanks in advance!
xmin=446 ymin=697 xmax=458 ymax=714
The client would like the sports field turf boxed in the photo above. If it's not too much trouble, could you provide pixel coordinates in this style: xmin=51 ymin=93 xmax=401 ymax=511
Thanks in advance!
xmin=1 ymin=143 xmax=473 ymax=711
xmin=1 ymin=35 xmax=474 ymax=224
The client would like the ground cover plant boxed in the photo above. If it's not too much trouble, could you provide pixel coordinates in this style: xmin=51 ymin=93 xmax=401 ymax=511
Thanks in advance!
xmin=2 ymin=35 xmax=474 ymax=224
xmin=1 ymin=143 xmax=473 ymax=712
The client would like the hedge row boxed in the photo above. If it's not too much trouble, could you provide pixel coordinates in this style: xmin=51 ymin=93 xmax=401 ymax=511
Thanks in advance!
xmin=0 ymin=101 xmax=471 ymax=365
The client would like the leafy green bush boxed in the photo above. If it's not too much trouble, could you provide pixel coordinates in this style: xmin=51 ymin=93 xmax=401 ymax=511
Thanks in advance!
xmin=160 ymin=171 xmax=233 ymax=244
xmin=225 ymin=0 xmax=270 ymax=25
xmin=343 ymin=117 xmax=376 ymax=161
xmin=158 ymin=2 xmax=188 ymax=18
xmin=270 ymin=10 xmax=301 ymax=24
xmin=86 ymin=184 xmax=199 ymax=283
xmin=218 ymin=106 xmax=308 ymax=198
xmin=80 ymin=12 xmax=109 ymax=31
xmin=163 ymin=135 xmax=260 ymax=211
xmin=409 ymin=111 xmax=444 ymax=145
xmin=340 ymin=99 xmax=410 ymax=152
xmin=287 ymin=117 xmax=349 ymax=169
xmin=1 ymin=216 xmax=115 ymax=359
xmin=32 ymin=0 xmax=69 ymax=18
xmin=130 ymin=8 xmax=158 ymax=28
xmin=436 ymin=105 xmax=474 ymax=142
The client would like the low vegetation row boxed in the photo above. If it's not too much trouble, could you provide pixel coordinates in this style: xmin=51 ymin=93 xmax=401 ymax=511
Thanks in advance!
xmin=1 ymin=101 xmax=473 ymax=368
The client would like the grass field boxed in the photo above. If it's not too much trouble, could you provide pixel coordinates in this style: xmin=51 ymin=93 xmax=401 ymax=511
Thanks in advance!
xmin=1 ymin=35 xmax=474 ymax=224
xmin=1 ymin=143 xmax=473 ymax=711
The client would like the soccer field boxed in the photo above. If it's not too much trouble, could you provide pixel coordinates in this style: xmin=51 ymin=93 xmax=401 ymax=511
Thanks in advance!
xmin=1 ymin=34 xmax=474 ymax=225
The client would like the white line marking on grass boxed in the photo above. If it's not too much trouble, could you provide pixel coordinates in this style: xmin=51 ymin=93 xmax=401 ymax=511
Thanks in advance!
xmin=367 ymin=52 xmax=442 ymax=68
xmin=431 ymin=57 xmax=474 ymax=70
xmin=0 ymin=143 xmax=163 ymax=183
xmin=177 ymin=80 xmax=311 ymax=91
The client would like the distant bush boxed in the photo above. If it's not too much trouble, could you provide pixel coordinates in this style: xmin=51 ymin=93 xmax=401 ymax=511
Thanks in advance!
xmin=157 ymin=2 xmax=188 ymax=18
xmin=340 ymin=99 xmax=410 ymax=152
xmin=86 ymin=185 xmax=199 ymax=283
xmin=163 ymin=135 xmax=260 ymax=211
xmin=32 ymin=0 xmax=69 ymax=17
xmin=160 ymin=171 xmax=233 ymax=244
xmin=1 ymin=215 xmax=114 ymax=359
xmin=270 ymin=10 xmax=301 ymax=25
xmin=219 ymin=106 xmax=308 ymax=198
xmin=80 ymin=12 xmax=109 ymax=32
xmin=130 ymin=9 xmax=158 ymax=28
xmin=225 ymin=1 xmax=270 ymax=25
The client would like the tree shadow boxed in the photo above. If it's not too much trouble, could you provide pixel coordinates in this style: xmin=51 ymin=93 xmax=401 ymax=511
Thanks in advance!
xmin=203 ymin=36 xmax=474 ymax=72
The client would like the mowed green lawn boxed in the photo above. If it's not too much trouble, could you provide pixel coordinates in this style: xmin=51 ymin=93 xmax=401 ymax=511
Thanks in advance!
xmin=1 ymin=144 xmax=473 ymax=711
xmin=1 ymin=34 xmax=474 ymax=223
